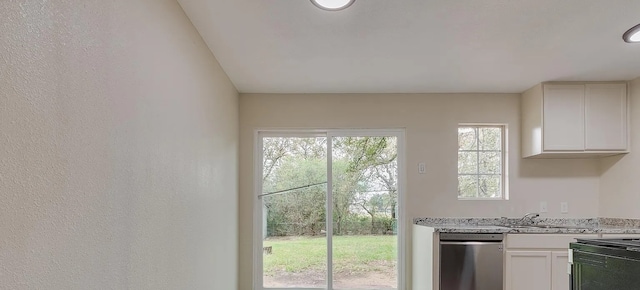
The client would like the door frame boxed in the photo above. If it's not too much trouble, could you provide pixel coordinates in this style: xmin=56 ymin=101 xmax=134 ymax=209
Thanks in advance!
xmin=252 ymin=129 xmax=406 ymax=290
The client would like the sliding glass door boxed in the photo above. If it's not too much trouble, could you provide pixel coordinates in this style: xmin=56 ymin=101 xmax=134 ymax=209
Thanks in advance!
xmin=260 ymin=134 xmax=328 ymax=288
xmin=255 ymin=130 xmax=404 ymax=290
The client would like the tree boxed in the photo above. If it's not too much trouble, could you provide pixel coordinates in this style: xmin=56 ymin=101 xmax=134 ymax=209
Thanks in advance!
xmin=261 ymin=136 xmax=398 ymax=237
xmin=330 ymin=160 xmax=359 ymax=235
xmin=336 ymin=136 xmax=397 ymax=234
xmin=262 ymin=137 xmax=328 ymax=235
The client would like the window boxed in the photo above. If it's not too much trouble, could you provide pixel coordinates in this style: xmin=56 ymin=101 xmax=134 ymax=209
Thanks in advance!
xmin=457 ymin=125 xmax=507 ymax=199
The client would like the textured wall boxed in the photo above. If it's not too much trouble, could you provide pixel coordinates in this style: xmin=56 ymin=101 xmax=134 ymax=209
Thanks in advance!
xmin=0 ymin=0 xmax=238 ymax=289
xmin=599 ymin=77 xmax=640 ymax=218
xmin=238 ymin=93 xmax=601 ymax=289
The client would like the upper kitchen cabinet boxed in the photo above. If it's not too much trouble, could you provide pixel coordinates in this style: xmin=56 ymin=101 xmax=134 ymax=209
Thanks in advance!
xmin=585 ymin=84 xmax=628 ymax=151
xmin=522 ymin=82 xmax=629 ymax=158
xmin=542 ymin=84 xmax=585 ymax=151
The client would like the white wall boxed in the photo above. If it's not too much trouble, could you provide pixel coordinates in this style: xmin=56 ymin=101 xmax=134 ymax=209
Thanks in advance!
xmin=600 ymin=77 xmax=640 ymax=218
xmin=0 ymin=1 xmax=238 ymax=289
xmin=238 ymin=93 xmax=600 ymax=289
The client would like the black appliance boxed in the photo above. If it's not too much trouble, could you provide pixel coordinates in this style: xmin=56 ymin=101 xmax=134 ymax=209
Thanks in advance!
xmin=570 ymin=238 xmax=640 ymax=290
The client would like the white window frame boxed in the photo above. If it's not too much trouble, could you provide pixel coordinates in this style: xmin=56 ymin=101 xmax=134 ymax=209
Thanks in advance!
xmin=457 ymin=124 xmax=509 ymax=200
xmin=253 ymin=129 xmax=407 ymax=290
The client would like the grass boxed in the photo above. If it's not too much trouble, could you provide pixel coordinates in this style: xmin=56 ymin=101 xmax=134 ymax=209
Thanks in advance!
xmin=263 ymin=235 xmax=397 ymax=275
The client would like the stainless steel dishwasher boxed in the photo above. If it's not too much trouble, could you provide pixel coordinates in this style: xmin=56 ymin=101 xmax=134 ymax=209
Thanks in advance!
xmin=439 ymin=233 xmax=504 ymax=290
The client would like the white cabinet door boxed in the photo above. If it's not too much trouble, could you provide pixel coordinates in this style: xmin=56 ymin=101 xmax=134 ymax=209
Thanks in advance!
xmin=551 ymin=251 xmax=570 ymax=290
xmin=506 ymin=251 xmax=552 ymax=290
xmin=543 ymin=85 xmax=585 ymax=151
xmin=585 ymin=84 xmax=628 ymax=151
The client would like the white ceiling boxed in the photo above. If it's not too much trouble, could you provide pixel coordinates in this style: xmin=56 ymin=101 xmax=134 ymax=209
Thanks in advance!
xmin=178 ymin=0 xmax=640 ymax=94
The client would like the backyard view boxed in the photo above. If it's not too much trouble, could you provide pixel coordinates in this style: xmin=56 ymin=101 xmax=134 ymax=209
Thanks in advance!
xmin=261 ymin=134 xmax=398 ymax=289
xmin=263 ymin=236 xmax=397 ymax=288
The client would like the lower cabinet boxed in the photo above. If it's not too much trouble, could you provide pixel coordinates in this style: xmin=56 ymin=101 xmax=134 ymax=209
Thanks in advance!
xmin=505 ymin=234 xmax=596 ymax=290
xmin=551 ymin=251 xmax=569 ymax=290
xmin=506 ymin=250 xmax=568 ymax=290
xmin=505 ymin=251 xmax=552 ymax=290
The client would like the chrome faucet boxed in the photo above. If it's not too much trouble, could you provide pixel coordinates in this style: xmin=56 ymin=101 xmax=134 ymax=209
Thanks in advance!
xmin=519 ymin=212 xmax=540 ymax=225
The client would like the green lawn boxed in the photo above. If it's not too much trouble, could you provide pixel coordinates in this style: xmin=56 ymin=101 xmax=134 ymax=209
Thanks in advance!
xmin=263 ymin=235 xmax=397 ymax=275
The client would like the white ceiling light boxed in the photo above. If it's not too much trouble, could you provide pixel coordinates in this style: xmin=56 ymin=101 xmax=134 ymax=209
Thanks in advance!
xmin=623 ymin=23 xmax=640 ymax=43
xmin=311 ymin=0 xmax=355 ymax=11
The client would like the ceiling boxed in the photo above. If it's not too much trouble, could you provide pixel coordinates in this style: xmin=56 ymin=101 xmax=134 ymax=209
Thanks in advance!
xmin=177 ymin=0 xmax=640 ymax=94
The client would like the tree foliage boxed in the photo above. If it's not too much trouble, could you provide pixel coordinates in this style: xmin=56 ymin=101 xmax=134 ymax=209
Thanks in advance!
xmin=262 ymin=136 xmax=398 ymax=237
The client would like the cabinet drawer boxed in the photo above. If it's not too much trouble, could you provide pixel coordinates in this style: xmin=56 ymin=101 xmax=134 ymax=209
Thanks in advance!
xmin=506 ymin=234 xmax=597 ymax=249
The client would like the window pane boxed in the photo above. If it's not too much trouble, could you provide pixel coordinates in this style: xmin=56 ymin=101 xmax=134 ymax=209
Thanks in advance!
xmin=458 ymin=175 xmax=478 ymax=198
xmin=458 ymin=127 xmax=477 ymax=150
xmin=458 ymin=152 xmax=478 ymax=174
xmin=479 ymin=127 xmax=501 ymax=151
xmin=479 ymin=152 xmax=501 ymax=174
xmin=479 ymin=175 xmax=501 ymax=198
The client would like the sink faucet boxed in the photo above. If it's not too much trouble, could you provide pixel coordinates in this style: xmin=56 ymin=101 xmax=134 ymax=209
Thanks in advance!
xmin=519 ymin=212 xmax=540 ymax=225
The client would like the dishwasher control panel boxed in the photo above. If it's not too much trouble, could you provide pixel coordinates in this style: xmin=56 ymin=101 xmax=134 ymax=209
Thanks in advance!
xmin=440 ymin=233 xmax=504 ymax=241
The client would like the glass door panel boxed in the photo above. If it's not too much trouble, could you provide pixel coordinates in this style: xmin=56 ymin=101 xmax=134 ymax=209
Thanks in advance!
xmin=261 ymin=136 xmax=327 ymax=288
xmin=331 ymin=136 xmax=398 ymax=290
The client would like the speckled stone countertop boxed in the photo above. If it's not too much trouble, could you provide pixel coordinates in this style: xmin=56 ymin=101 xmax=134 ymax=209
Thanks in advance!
xmin=413 ymin=217 xmax=640 ymax=234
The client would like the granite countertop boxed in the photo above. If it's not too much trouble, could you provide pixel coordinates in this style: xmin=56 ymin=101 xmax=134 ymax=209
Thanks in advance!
xmin=414 ymin=217 xmax=640 ymax=234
